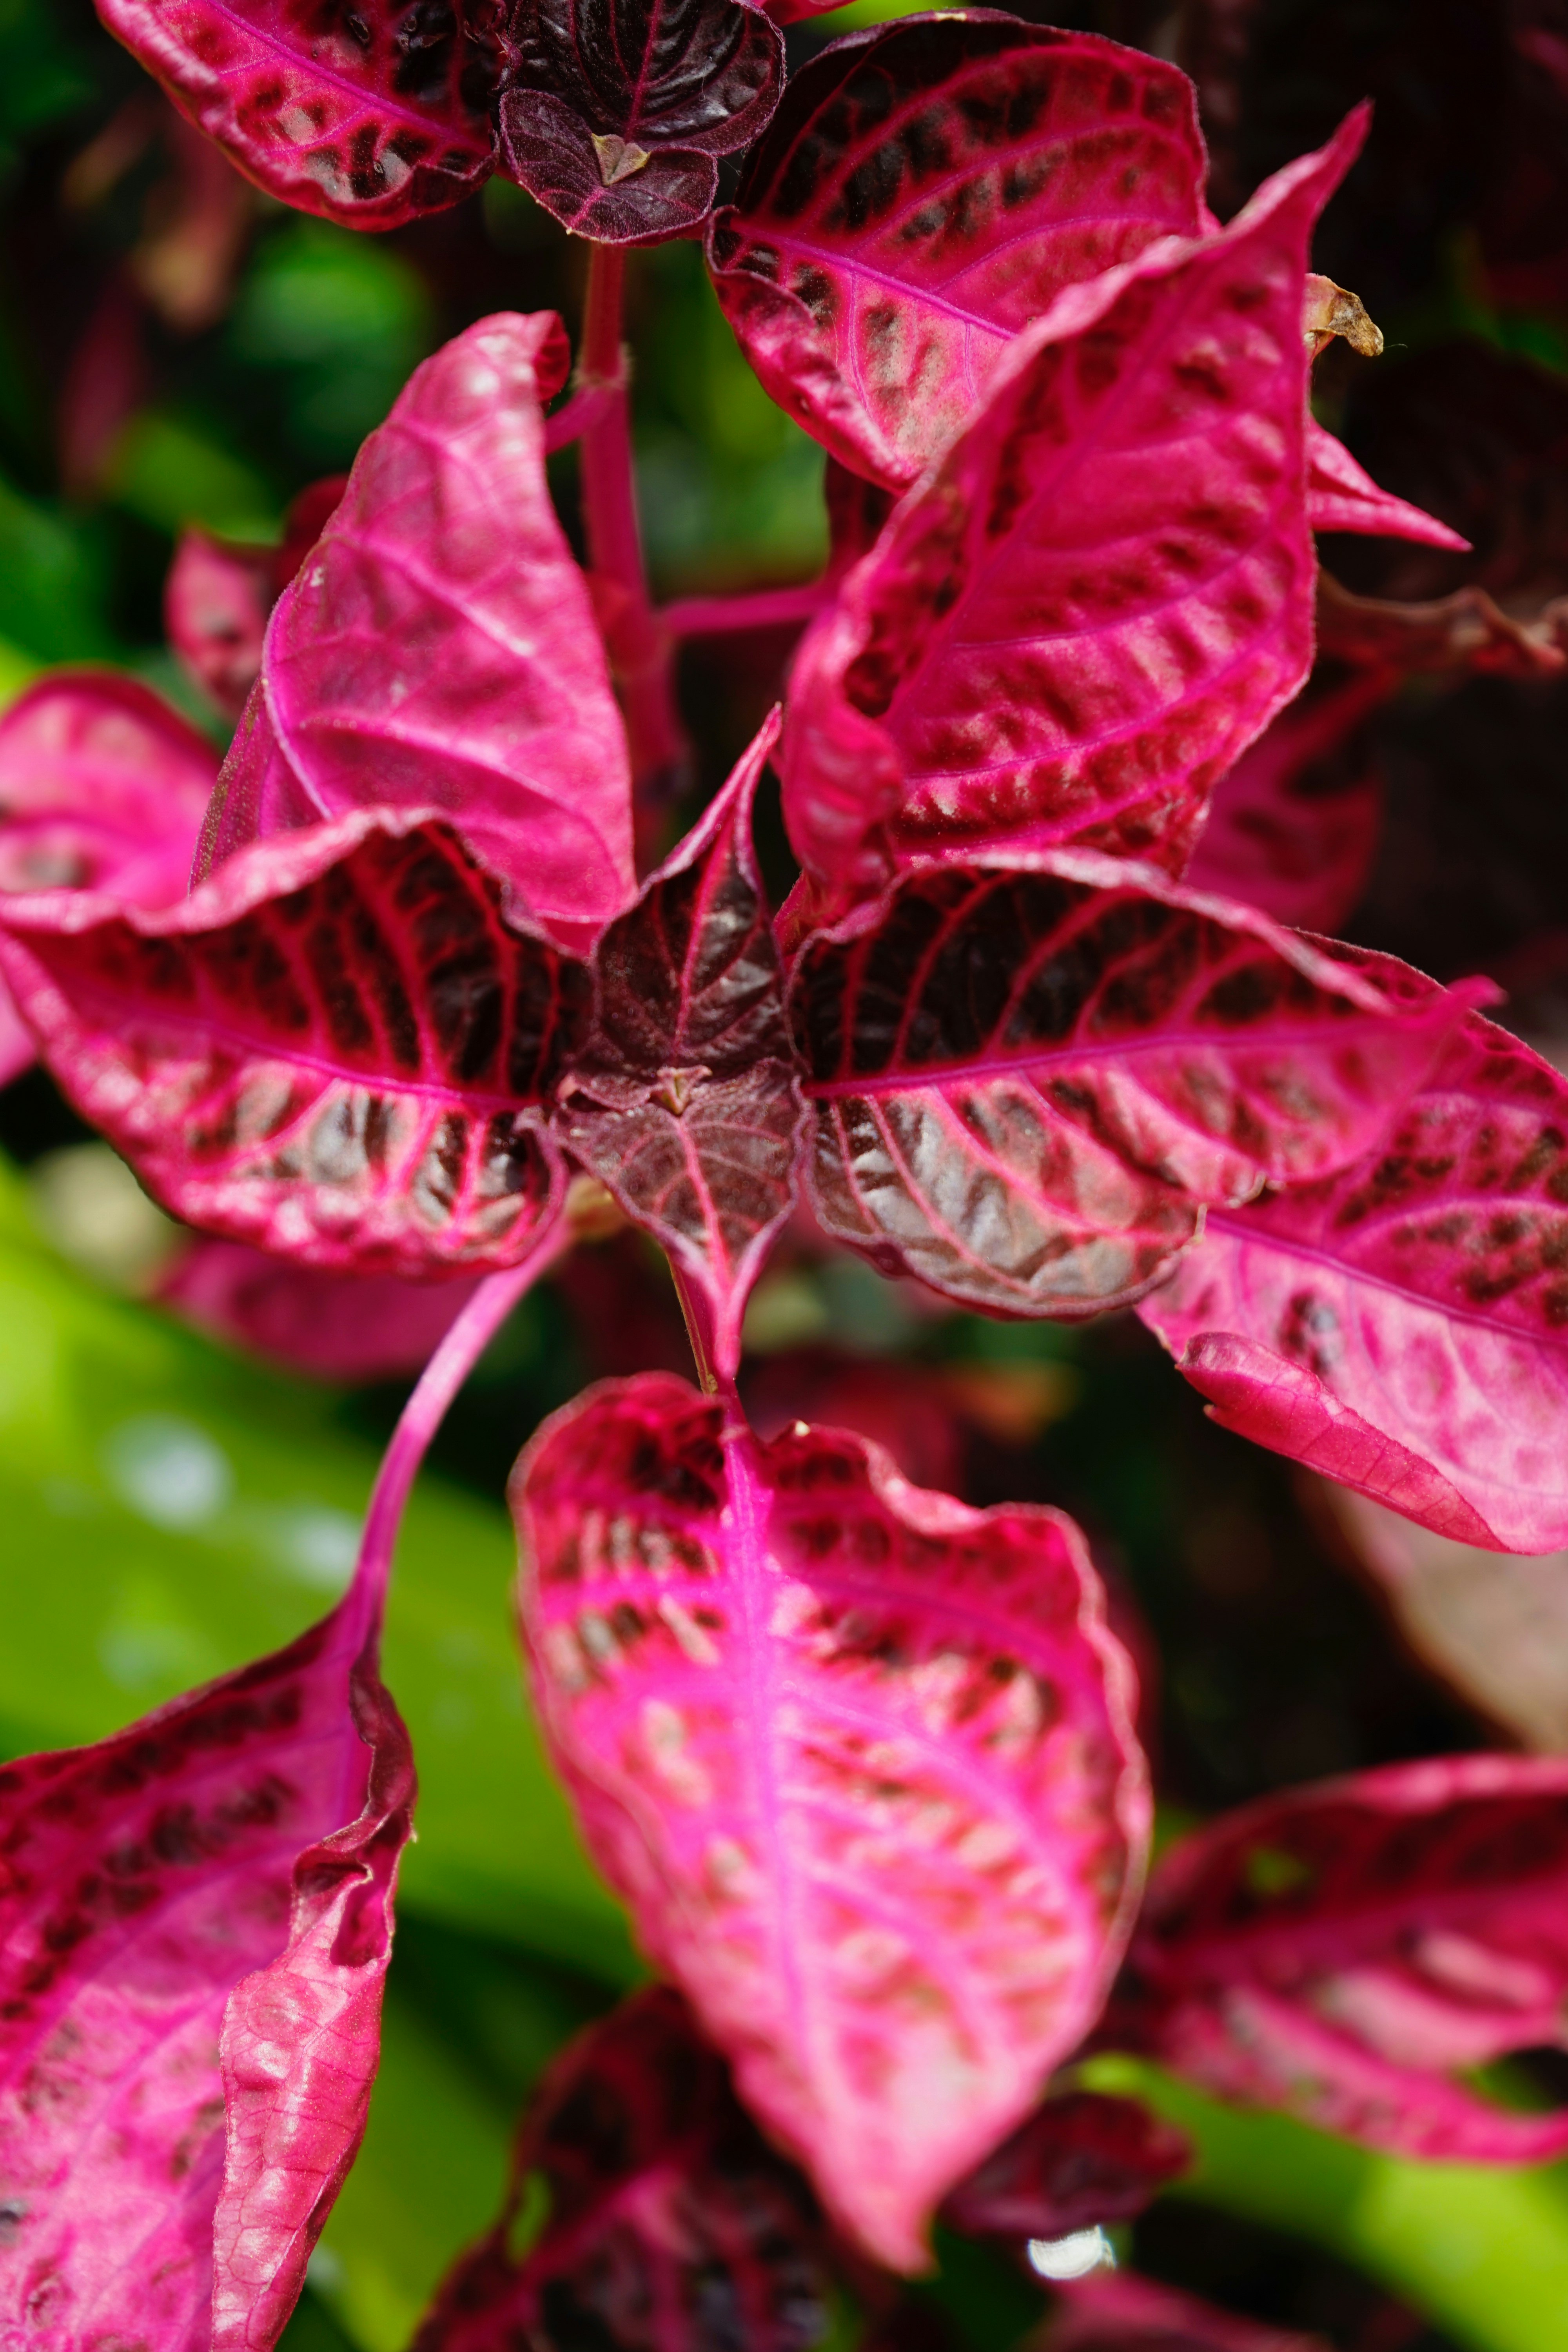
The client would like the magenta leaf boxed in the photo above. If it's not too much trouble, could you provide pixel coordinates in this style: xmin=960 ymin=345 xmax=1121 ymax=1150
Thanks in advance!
xmin=1305 ymin=421 xmax=1470 ymax=550
xmin=92 ymin=0 xmax=508 ymax=229
xmin=707 ymin=17 xmax=1205 ymax=493
xmin=1045 ymin=2272 xmax=1327 ymax=2352
xmin=513 ymin=1375 xmax=1150 ymax=2270
xmin=0 ymin=808 xmax=585 ymax=1278
xmin=1183 ymin=675 xmax=1387 ymax=933
xmin=1136 ymin=1009 xmax=1568 ymax=1553
xmin=940 ymin=2090 xmax=1191 ymax=2244
xmin=497 ymin=0 xmax=782 ymax=244
xmin=787 ymin=853 xmax=1477 ymax=1318
xmin=201 ymin=313 xmax=635 ymax=954
xmin=0 ymin=672 xmax=215 ymax=908
xmin=780 ymin=119 xmax=1364 ymax=892
xmin=555 ymin=716 xmax=803 ymax=1378
xmin=1120 ymin=1753 xmax=1568 ymax=2164
xmin=168 ymin=479 xmax=349 ymax=722
xmin=0 ymin=1567 xmax=411 ymax=2347
xmin=412 ymin=1985 xmax=831 ymax=2352
xmin=159 ymin=1239 xmax=483 ymax=1379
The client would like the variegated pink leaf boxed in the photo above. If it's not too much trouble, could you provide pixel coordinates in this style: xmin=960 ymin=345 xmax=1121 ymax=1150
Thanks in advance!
xmin=497 ymin=0 xmax=782 ymax=243
xmin=200 ymin=314 xmax=635 ymax=953
xmin=787 ymin=853 xmax=1478 ymax=1318
xmin=0 ymin=672 xmax=215 ymax=908
xmin=0 ymin=808 xmax=585 ymax=1278
xmin=512 ymin=1375 xmax=1150 ymax=2272
xmin=1305 ymin=421 xmax=1470 ymax=550
xmin=1045 ymin=2272 xmax=1327 ymax=2352
xmin=707 ymin=18 xmax=1205 ymax=493
xmin=1120 ymin=1753 xmax=1568 ymax=2164
xmin=167 ymin=479 xmax=348 ymax=722
xmin=159 ymin=1238 xmax=482 ymax=1379
xmin=92 ymin=0 xmax=508 ymax=229
xmin=941 ymin=2090 xmax=1191 ymax=2244
xmin=780 ymin=118 xmax=1364 ymax=892
xmin=412 ymin=1985 xmax=831 ymax=2352
xmin=1136 ymin=1011 xmax=1568 ymax=1553
xmin=0 ymin=1559 xmax=411 ymax=2348
xmin=555 ymin=715 xmax=802 ymax=1379
xmin=1183 ymin=675 xmax=1387 ymax=933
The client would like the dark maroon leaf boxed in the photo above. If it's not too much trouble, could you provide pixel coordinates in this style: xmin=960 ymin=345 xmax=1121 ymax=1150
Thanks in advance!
xmin=0 ymin=809 xmax=586 ymax=1278
xmin=555 ymin=714 xmax=802 ymax=1377
xmin=497 ymin=0 xmax=782 ymax=243
xmin=707 ymin=17 xmax=1204 ymax=491
xmin=93 ymin=0 xmax=510 ymax=230
xmin=1315 ymin=571 xmax=1567 ymax=682
xmin=787 ymin=853 xmax=1477 ymax=1318
xmin=411 ymin=1986 xmax=831 ymax=2352
xmin=941 ymin=2091 xmax=1191 ymax=2244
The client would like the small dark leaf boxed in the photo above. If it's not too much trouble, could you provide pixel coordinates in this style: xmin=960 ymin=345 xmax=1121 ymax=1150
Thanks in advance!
xmin=556 ymin=714 xmax=803 ymax=1376
xmin=498 ymin=0 xmax=782 ymax=243
xmin=942 ymin=2091 xmax=1191 ymax=2244
xmin=1044 ymin=2272 xmax=1328 ymax=2352
xmin=412 ymin=1986 xmax=831 ymax=2352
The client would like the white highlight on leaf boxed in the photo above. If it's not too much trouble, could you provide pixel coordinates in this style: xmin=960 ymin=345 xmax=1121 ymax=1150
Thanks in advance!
xmin=1027 ymin=2225 xmax=1116 ymax=2280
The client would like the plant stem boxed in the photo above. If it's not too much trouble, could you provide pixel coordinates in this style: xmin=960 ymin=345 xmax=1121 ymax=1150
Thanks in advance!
xmin=543 ymin=383 xmax=614 ymax=454
xmin=575 ymin=242 xmax=686 ymax=833
xmin=351 ymin=1221 xmax=568 ymax=1638
xmin=659 ymin=582 xmax=831 ymax=638
xmin=669 ymin=1258 xmax=721 ymax=1396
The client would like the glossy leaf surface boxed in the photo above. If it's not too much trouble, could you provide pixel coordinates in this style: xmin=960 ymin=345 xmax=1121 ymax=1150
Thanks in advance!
xmin=556 ymin=717 xmax=802 ymax=1377
xmin=941 ymin=2089 xmax=1191 ymax=2242
xmin=160 ymin=1240 xmax=482 ymax=1380
xmin=92 ymin=0 xmax=507 ymax=229
xmin=0 ymin=809 xmax=584 ymax=1278
xmin=1304 ymin=421 xmax=1470 ymax=549
xmin=1137 ymin=1012 xmax=1568 ymax=1552
xmin=788 ymin=854 xmax=1473 ymax=1318
xmin=781 ymin=123 xmax=1361 ymax=889
xmin=412 ymin=1985 xmax=830 ymax=2352
xmin=708 ymin=18 xmax=1205 ymax=491
xmin=201 ymin=314 xmax=635 ymax=953
xmin=497 ymin=0 xmax=781 ymax=243
xmin=0 ymin=1562 xmax=410 ymax=2348
xmin=1124 ymin=1753 xmax=1568 ymax=2163
xmin=513 ymin=1375 xmax=1149 ymax=2271
xmin=1045 ymin=2272 xmax=1326 ymax=2352
xmin=1183 ymin=676 xmax=1386 ymax=933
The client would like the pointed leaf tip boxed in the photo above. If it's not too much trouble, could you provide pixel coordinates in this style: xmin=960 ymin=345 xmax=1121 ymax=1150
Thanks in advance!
xmin=512 ymin=1376 xmax=1149 ymax=2270
xmin=556 ymin=713 xmax=803 ymax=1377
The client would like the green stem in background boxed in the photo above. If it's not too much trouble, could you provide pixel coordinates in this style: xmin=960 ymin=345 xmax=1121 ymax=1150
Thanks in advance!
xmin=1083 ymin=2055 xmax=1568 ymax=2352
xmin=575 ymin=242 xmax=688 ymax=841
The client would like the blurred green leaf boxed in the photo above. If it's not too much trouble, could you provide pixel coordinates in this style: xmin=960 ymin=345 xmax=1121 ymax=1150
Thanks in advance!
xmin=0 ymin=0 xmax=96 ymax=159
xmin=0 ymin=1154 xmax=635 ymax=1978
xmin=106 ymin=409 xmax=276 ymax=539
xmin=0 ymin=473 xmax=114 ymax=659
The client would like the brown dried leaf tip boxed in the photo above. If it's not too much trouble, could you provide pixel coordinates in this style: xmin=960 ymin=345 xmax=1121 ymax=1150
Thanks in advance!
xmin=1304 ymin=272 xmax=1385 ymax=358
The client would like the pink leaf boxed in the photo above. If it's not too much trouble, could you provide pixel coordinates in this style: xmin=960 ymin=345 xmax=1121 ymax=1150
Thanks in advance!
xmin=1305 ymin=420 xmax=1471 ymax=549
xmin=166 ymin=530 xmax=274 ymax=721
xmin=940 ymin=2089 xmax=1191 ymax=2243
xmin=0 ymin=808 xmax=584 ymax=1277
xmin=787 ymin=852 xmax=1478 ymax=1318
xmin=1044 ymin=2272 xmax=1327 ymax=2352
xmin=200 ymin=314 xmax=635 ymax=954
xmin=780 ymin=118 xmax=1365 ymax=891
xmin=159 ymin=1239 xmax=483 ymax=1379
xmin=90 ymin=0 xmax=508 ymax=229
xmin=1121 ymin=1752 xmax=1568 ymax=2163
xmin=556 ymin=715 xmax=804 ymax=1378
xmin=1135 ymin=1010 xmax=1568 ymax=1553
xmin=0 ymin=1562 xmax=411 ymax=2347
xmin=1183 ymin=675 xmax=1387 ymax=933
xmin=512 ymin=1375 xmax=1150 ymax=2271
xmin=708 ymin=19 xmax=1206 ymax=493
xmin=0 ymin=672 xmax=215 ymax=907
xmin=412 ymin=1985 xmax=831 ymax=2352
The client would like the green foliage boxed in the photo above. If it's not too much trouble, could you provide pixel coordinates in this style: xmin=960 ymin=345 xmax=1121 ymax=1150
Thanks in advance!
xmin=0 ymin=474 xmax=113 ymax=658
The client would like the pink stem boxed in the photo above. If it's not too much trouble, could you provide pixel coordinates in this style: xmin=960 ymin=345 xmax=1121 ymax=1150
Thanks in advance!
xmin=669 ymin=1259 xmax=723 ymax=1398
xmin=350 ymin=1220 xmax=568 ymax=1642
xmin=659 ymin=582 xmax=832 ymax=639
xmin=575 ymin=243 xmax=687 ymax=831
xmin=544 ymin=384 xmax=614 ymax=454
